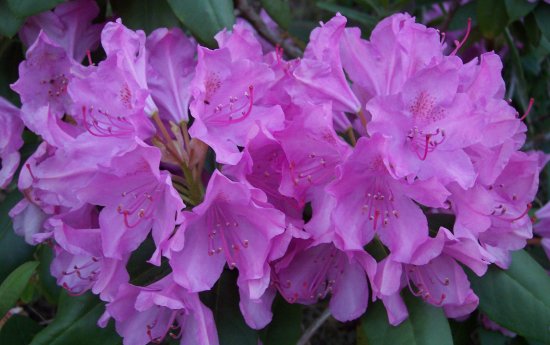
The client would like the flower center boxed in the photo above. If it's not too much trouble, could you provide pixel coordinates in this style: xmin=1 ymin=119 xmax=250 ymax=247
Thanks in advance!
xmin=146 ymin=309 xmax=183 ymax=344
xmin=205 ymin=85 xmax=255 ymax=125
xmin=116 ymin=183 xmax=158 ymax=228
xmin=41 ymin=73 xmax=68 ymax=99
xmin=282 ymin=244 xmax=346 ymax=303
xmin=405 ymin=264 xmax=450 ymax=306
xmin=206 ymin=205 xmax=249 ymax=268
xmin=406 ymin=127 xmax=445 ymax=160
xmin=61 ymin=256 xmax=100 ymax=296
xmin=406 ymin=91 xmax=447 ymax=160
xmin=81 ymin=105 xmax=134 ymax=138
xmin=362 ymin=177 xmax=398 ymax=230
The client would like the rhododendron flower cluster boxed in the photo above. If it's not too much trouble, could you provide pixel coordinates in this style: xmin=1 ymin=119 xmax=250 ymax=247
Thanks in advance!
xmin=1 ymin=1 xmax=546 ymax=344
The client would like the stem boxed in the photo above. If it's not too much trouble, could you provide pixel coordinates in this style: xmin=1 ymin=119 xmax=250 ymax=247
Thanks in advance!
xmin=503 ymin=28 xmax=537 ymax=138
xmin=439 ymin=0 xmax=461 ymax=33
xmin=236 ymin=0 xmax=303 ymax=58
xmin=357 ymin=109 xmax=367 ymax=128
xmin=181 ymin=162 xmax=203 ymax=206
xmin=180 ymin=121 xmax=191 ymax=156
xmin=527 ymin=238 xmax=542 ymax=246
xmin=170 ymin=174 xmax=188 ymax=186
xmin=297 ymin=309 xmax=332 ymax=345
xmin=153 ymin=114 xmax=203 ymax=205
xmin=152 ymin=113 xmax=185 ymax=165
xmin=346 ymin=127 xmax=357 ymax=146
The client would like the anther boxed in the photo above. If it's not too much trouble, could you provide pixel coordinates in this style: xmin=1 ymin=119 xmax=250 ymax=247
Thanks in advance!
xmin=450 ymin=18 xmax=472 ymax=55
xmin=519 ymin=98 xmax=534 ymax=121
xmin=510 ymin=203 xmax=532 ymax=222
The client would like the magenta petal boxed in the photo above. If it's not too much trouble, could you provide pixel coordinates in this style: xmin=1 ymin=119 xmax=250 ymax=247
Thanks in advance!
xmin=0 ymin=97 xmax=23 ymax=188
xmin=239 ymin=286 xmax=276 ymax=329
xmin=329 ymin=258 xmax=369 ymax=321
xmin=382 ymin=293 xmax=408 ymax=326
xmin=20 ymin=0 xmax=103 ymax=62
xmin=171 ymin=218 xmax=226 ymax=292
xmin=146 ymin=28 xmax=196 ymax=123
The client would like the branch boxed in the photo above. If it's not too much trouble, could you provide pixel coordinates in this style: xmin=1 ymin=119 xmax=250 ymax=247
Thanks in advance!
xmin=296 ymin=308 xmax=332 ymax=345
xmin=236 ymin=0 xmax=303 ymax=59
xmin=439 ymin=0 xmax=461 ymax=33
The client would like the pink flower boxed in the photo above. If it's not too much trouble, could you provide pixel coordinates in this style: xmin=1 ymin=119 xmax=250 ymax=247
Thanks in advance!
xmin=328 ymin=135 xmax=449 ymax=262
xmin=99 ymin=276 xmax=219 ymax=345
xmin=188 ymin=23 xmax=284 ymax=165
xmin=292 ymin=14 xmax=361 ymax=114
xmin=366 ymin=58 xmax=480 ymax=188
xmin=0 ymin=97 xmax=23 ymax=188
xmin=276 ymin=102 xmax=352 ymax=205
xmin=50 ymin=218 xmax=129 ymax=301
xmin=9 ymin=199 xmax=48 ymax=244
xmin=535 ymin=202 xmax=550 ymax=260
xmin=374 ymin=229 xmax=486 ymax=324
xmin=146 ymin=28 xmax=196 ymax=123
xmin=19 ymin=0 xmax=103 ymax=62
xmin=100 ymin=20 xmax=157 ymax=115
xmin=274 ymin=239 xmax=376 ymax=321
xmin=223 ymin=126 xmax=302 ymax=220
xmin=11 ymin=32 xmax=76 ymax=144
xmin=169 ymin=171 xmax=285 ymax=299
xmin=341 ymin=13 xmax=443 ymax=101
xmin=451 ymin=151 xmax=545 ymax=267
xmin=69 ymin=53 xmax=154 ymax=145
xmin=77 ymin=140 xmax=184 ymax=263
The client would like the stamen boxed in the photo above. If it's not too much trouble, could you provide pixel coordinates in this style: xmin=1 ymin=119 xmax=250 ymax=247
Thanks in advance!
xmin=81 ymin=106 xmax=134 ymax=138
xmin=62 ymin=283 xmax=88 ymax=296
xmin=275 ymin=44 xmax=283 ymax=66
xmin=86 ymin=50 xmax=93 ymax=66
xmin=519 ymin=98 xmax=534 ymax=121
xmin=206 ymin=205 xmax=249 ymax=267
xmin=407 ymin=127 xmax=445 ymax=160
xmin=207 ymin=85 xmax=255 ymax=125
xmin=510 ymin=203 xmax=532 ymax=222
xmin=439 ymin=31 xmax=446 ymax=45
xmin=25 ymin=164 xmax=37 ymax=181
xmin=450 ymin=18 xmax=472 ymax=55
xmin=434 ymin=293 xmax=446 ymax=305
xmin=117 ymin=185 xmax=157 ymax=228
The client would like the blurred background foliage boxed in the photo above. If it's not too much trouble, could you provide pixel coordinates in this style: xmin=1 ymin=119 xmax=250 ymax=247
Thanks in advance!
xmin=1 ymin=0 xmax=550 ymax=344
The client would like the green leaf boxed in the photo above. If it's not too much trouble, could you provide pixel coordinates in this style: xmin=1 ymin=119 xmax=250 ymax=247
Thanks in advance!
xmin=36 ymin=245 xmax=61 ymax=304
xmin=0 ymin=190 xmax=35 ymax=282
xmin=111 ymin=0 xmax=180 ymax=34
xmin=468 ymin=250 xmax=550 ymax=343
xmin=503 ymin=28 xmax=530 ymax=113
xmin=505 ymin=0 xmax=537 ymax=23
xmin=478 ymin=328 xmax=511 ymax=345
xmin=525 ymin=12 xmax=542 ymax=47
xmin=316 ymin=2 xmax=377 ymax=27
xmin=260 ymin=296 xmax=302 ymax=345
xmin=449 ymin=1 xmax=476 ymax=31
xmin=534 ymin=3 xmax=550 ymax=42
xmin=30 ymin=292 xmax=121 ymax=345
xmin=356 ymin=0 xmax=383 ymax=16
xmin=0 ymin=315 xmax=42 ymax=344
xmin=477 ymin=0 xmax=509 ymax=38
xmin=0 ymin=261 xmax=39 ymax=317
xmin=212 ymin=270 xmax=258 ymax=345
xmin=449 ymin=317 xmax=477 ymax=345
xmin=6 ymin=0 xmax=64 ymax=18
xmin=167 ymin=0 xmax=235 ymax=47
xmin=261 ymin=0 xmax=291 ymax=30
xmin=0 ymin=1 xmax=24 ymax=37
xmin=358 ymin=293 xmax=453 ymax=345
xmin=127 ymin=236 xmax=172 ymax=286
